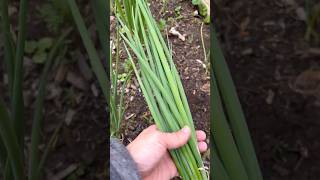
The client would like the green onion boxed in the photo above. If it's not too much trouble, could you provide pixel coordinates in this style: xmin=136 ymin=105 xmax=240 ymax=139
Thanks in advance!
xmin=115 ymin=0 xmax=208 ymax=179
xmin=67 ymin=0 xmax=109 ymax=102
xmin=29 ymin=29 xmax=71 ymax=180
xmin=211 ymin=27 xmax=263 ymax=180
xmin=0 ymin=100 xmax=24 ymax=180
xmin=110 ymin=3 xmax=132 ymax=137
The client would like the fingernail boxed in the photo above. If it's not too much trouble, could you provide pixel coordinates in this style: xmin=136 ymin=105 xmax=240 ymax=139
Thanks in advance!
xmin=182 ymin=126 xmax=190 ymax=134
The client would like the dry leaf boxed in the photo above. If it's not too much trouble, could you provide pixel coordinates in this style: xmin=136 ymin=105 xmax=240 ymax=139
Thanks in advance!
xmin=169 ymin=27 xmax=186 ymax=41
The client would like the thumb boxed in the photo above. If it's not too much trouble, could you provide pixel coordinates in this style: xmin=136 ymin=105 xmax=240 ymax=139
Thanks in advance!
xmin=159 ymin=126 xmax=191 ymax=150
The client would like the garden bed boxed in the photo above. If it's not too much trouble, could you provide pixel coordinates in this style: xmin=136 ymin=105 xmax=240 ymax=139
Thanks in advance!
xmin=216 ymin=0 xmax=320 ymax=179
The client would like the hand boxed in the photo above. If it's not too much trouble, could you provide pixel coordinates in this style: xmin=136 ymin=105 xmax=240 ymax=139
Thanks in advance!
xmin=127 ymin=125 xmax=207 ymax=180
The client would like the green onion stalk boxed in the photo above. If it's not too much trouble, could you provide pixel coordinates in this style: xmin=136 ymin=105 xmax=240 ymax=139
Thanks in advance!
xmin=115 ymin=0 xmax=208 ymax=179
xmin=211 ymin=26 xmax=263 ymax=180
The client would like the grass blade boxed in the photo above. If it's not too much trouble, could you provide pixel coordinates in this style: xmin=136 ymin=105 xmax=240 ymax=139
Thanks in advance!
xmin=37 ymin=120 xmax=63 ymax=179
xmin=0 ymin=140 xmax=7 ymax=175
xmin=211 ymin=142 xmax=230 ymax=180
xmin=212 ymin=29 xmax=263 ymax=180
xmin=67 ymin=0 xmax=109 ymax=102
xmin=212 ymin=73 xmax=249 ymax=179
xmin=91 ymin=0 xmax=108 ymax=63
xmin=4 ymin=160 xmax=14 ymax=180
xmin=12 ymin=0 xmax=28 ymax=151
xmin=0 ymin=0 xmax=15 ymax=94
xmin=0 ymin=99 xmax=24 ymax=180
xmin=29 ymin=29 xmax=71 ymax=180
xmin=215 ymin=156 xmax=230 ymax=180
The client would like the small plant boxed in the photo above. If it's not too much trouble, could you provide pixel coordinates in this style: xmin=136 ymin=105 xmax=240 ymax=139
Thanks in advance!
xmin=174 ymin=5 xmax=183 ymax=20
xmin=25 ymin=37 xmax=53 ymax=64
xmin=38 ymin=0 xmax=71 ymax=33
xmin=160 ymin=0 xmax=169 ymax=14
xmin=192 ymin=0 xmax=210 ymax=23
xmin=305 ymin=1 xmax=320 ymax=44
xmin=67 ymin=0 xmax=109 ymax=100
xmin=110 ymin=13 xmax=132 ymax=137
xmin=158 ymin=18 xmax=167 ymax=31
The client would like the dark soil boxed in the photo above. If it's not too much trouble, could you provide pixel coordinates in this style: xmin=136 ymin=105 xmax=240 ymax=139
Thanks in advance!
xmin=215 ymin=0 xmax=320 ymax=179
xmin=0 ymin=1 xmax=107 ymax=180
xmin=1 ymin=51 xmax=108 ymax=180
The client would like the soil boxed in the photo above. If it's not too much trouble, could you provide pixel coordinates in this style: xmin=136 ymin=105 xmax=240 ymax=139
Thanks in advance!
xmin=1 ymin=51 xmax=108 ymax=180
xmin=0 ymin=1 xmax=107 ymax=180
xmin=215 ymin=0 xmax=320 ymax=179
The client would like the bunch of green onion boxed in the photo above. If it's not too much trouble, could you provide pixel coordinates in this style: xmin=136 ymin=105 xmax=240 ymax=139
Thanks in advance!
xmin=115 ymin=0 xmax=208 ymax=179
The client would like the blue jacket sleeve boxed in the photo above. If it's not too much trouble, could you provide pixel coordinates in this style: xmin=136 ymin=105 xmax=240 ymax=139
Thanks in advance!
xmin=110 ymin=138 xmax=141 ymax=180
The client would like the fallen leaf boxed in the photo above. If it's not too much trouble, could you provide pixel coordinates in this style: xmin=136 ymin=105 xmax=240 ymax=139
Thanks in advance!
xmin=66 ymin=71 xmax=88 ymax=91
xmin=242 ymin=48 xmax=253 ymax=56
xmin=266 ymin=89 xmax=275 ymax=104
xmin=200 ymin=83 xmax=210 ymax=93
xmin=273 ymin=164 xmax=290 ymax=176
xmin=125 ymin=113 xmax=135 ymax=120
xmin=281 ymin=0 xmax=297 ymax=7
xmin=91 ymin=84 xmax=99 ymax=97
xmin=196 ymin=59 xmax=206 ymax=69
xmin=77 ymin=54 xmax=93 ymax=81
xmin=169 ymin=27 xmax=186 ymax=41
xmin=50 ymin=164 xmax=78 ymax=180
xmin=65 ymin=109 xmax=76 ymax=126
xmin=55 ymin=65 xmax=68 ymax=83
xmin=308 ymin=48 xmax=320 ymax=56
xmin=46 ymin=83 xmax=62 ymax=100
xmin=296 ymin=7 xmax=307 ymax=21
xmin=3 ymin=74 xmax=8 ymax=85
xmin=8 ymin=6 xmax=17 ymax=16
xmin=239 ymin=17 xmax=250 ymax=37
xmin=291 ymin=69 xmax=320 ymax=95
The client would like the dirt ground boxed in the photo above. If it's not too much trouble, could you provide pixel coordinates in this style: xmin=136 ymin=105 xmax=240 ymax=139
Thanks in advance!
xmin=0 ymin=52 xmax=108 ymax=180
xmin=215 ymin=0 xmax=320 ymax=179
xmin=0 ymin=1 xmax=107 ymax=180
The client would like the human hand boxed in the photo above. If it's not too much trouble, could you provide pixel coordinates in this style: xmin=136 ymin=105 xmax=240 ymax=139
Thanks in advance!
xmin=127 ymin=125 xmax=207 ymax=180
